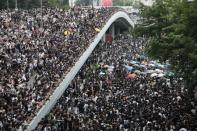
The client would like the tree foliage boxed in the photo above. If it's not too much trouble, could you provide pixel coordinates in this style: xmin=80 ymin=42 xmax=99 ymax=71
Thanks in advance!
xmin=113 ymin=0 xmax=134 ymax=6
xmin=133 ymin=0 xmax=197 ymax=92
xmin=0 ymin=0 xmax=69 ymax=9
xmin=75 ymin=0 xmax=92 ymax=6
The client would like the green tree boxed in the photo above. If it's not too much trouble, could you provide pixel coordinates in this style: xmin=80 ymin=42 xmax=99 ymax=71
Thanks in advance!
xmin=75 ymin=0 xmax=91 ymax=6
xmin=0 ymin=0 xmax=7 ymax=9
xmin=0 ymin=0 xmax=16 ymax=9
xmin=113 ymin=0 xmax=134 ymax=6
xmin=47 ymin=0 xmax=69 ymax=8
xmin=0 ymin=0 xmax=69 ymax=9
xmin=133 ymin=0 xmax=197 ymax=93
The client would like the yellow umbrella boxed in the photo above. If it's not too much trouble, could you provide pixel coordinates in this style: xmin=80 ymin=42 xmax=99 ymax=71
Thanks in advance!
xmin=64 ymin=30 xmax=71 ymax=35
xmin=95 ymin=28 xmax=101 ymax=32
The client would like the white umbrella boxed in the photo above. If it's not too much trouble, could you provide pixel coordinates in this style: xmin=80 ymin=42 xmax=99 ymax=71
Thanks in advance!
xmin=149 ymin=63 xmax=155 ymax=67
xmin=99 ymin=72 xmax=105 ymax=75
xmin=109 ymin=65 xmax=115 ymax=69
xmin=157 ymin=73 xmax=164 ymax=77
xmin=146 ymin=70 xmax=155 ymax=74
xmin=156 ymin=63 xmax=165 ymax=68
xmin=108 ymin=69 xmax=113 ymax=72
xmin=151 ymin=73 xmax=158 ymax=77
xmin=134 ymin=70 xmax=141 ymax=74
xmin=155 ymin=69 xmax=163 ymax=73
xmin=108 ymin=65 xmax=114 ymax=72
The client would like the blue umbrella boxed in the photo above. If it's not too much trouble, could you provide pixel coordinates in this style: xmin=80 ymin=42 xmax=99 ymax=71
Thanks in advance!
xmin=155 ymin=63 xmax=165 ymax=68
xmin=139 ymin=64 xmax=146 ymax=68
xmin=124 ymin=65 xmax=134 ymax=71
xmin=130 ymin=60 xmax=139 ymax=64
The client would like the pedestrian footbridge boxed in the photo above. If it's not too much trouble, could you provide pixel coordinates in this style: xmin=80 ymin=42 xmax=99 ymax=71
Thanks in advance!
xmin=26 ymin=11 xmax=135 ymax=131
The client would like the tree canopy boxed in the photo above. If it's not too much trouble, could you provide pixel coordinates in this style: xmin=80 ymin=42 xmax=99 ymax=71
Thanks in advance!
xmin=133 ymin=0 xmax=197 ymax=92
xmin=113 ymin=0 xmax=134 ymax=6
xmin=75 ymin=0 xmax=92 ymax=6
xmin=0 ymin=0 xmax=69 ymax=9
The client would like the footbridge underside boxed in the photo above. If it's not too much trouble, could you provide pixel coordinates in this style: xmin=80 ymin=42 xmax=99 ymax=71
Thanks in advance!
xmin=105 ymin=17 xmax=132 ymax=40
xmin=26 ymin=11 xmax=135 ymax=131
xmin=115 ymin=17 xmax=133 ymax=30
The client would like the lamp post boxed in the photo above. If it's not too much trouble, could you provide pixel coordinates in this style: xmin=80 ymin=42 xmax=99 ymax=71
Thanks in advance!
xmin=7 ymin=0 xmax=9 ymax=9
xmin=41 ymin=0 xmax=43 ymax=27
xmin=41 ymin=0 xmax=43 ymax=11
xmin=15 ymin=0 xmax=18 ymax=10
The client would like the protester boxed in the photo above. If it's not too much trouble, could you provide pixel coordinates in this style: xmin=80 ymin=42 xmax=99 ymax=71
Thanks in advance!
xmin=1 ymin=6 xmax=196 ymax=130
xmin=37 ymin=35 xmax=197 ymax=131
xmin=0 ymin=7 xmax=122 ymax=130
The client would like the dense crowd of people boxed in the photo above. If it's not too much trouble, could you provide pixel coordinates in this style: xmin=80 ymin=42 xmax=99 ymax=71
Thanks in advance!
xmin=37 ymin=35 xmax=196 ymax=131
xmin=0 ymin=7 xmax=122 ymax=130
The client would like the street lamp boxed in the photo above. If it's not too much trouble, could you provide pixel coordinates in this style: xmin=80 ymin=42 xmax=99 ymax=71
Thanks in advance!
xmin=41 ymin=0 xmax=43 ymax=12
xmin=7 ymin=0 xmax=9 ymax=9
xmin=41 ymin=0 xmax=43 ymax=27
xmin=15 ymin=0 xmax=18 ymax=10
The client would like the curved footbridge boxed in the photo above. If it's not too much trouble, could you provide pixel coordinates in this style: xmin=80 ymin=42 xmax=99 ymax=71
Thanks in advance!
xmin=26 ymin=11 xmax=135 ymax=131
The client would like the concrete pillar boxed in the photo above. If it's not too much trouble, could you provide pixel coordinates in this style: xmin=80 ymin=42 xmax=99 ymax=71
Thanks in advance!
xmin=116 ymin=27 xmax=121 ymax=36
xmin=109 ymin=24 xmax=115 ymax=39
xmin=112 ymin=24 xmax=115 ymax=39
xmin=102 ymin=33 xmax=106 ymax=42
